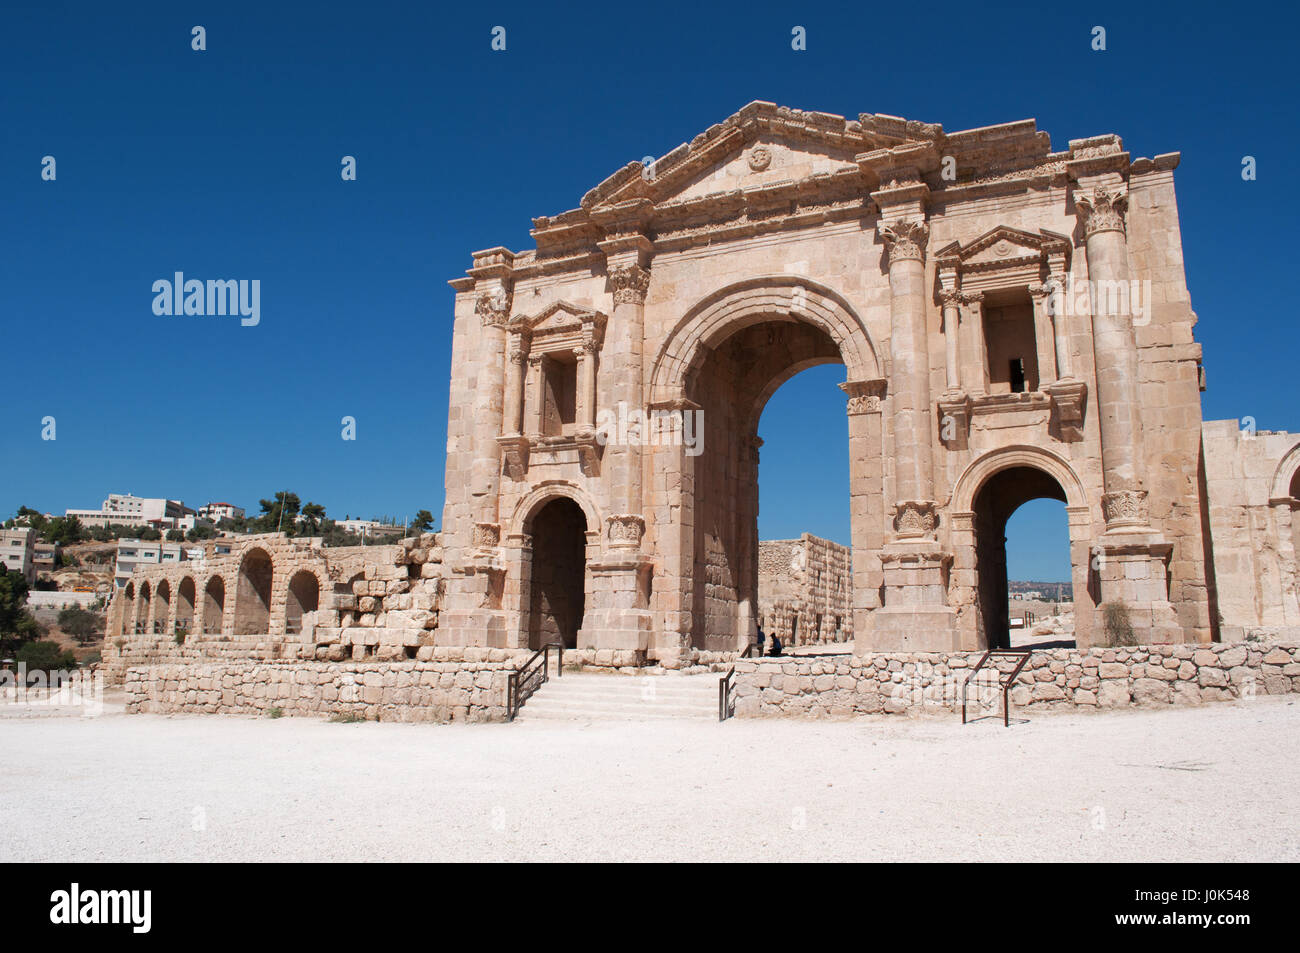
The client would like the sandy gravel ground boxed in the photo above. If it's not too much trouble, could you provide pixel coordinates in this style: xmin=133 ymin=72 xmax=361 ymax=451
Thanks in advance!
xmin=2 ymin=697 xmax=1296 ymax=862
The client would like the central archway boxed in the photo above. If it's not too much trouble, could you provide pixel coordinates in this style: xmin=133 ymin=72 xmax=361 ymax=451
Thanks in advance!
xmin=649 ymin=277 xmax=883 ymax=655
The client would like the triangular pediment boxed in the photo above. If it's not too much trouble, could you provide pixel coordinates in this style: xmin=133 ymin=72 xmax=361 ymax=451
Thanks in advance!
xmin=573 ymin=101 xmax=939 ymax=213
xmin=940 ymin=226 xmax=1071 ymax=269
xmin=511 ymin=300 xmax=606 ymax=336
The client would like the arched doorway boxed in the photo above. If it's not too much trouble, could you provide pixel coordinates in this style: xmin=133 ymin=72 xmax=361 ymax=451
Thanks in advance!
xmin=649 ymin=277 xmax=882 ymax=657
xmin=155 ymin=580 xmax=171 ymax=635
xmin=234 ymin=549 xmax=273 ymax=635
xmin=137 ymin=582 xmax=151 ymax=635
xmin=286 ymin=570 xmax=320 ymax=635
xmin=123 ymin=582 xmax=135 ymax=636
xmin=526 ymin=497 xmax=588 ymax=651
xmin=203 ymin=576 xmax=225 ymax=634
xmin=176 ymin=577 xmax=196 ymax=633
xmin=687 ymin=318 xmax=846 ymax=652
xmin=972 ymin=466 xmax=1070 ymax=649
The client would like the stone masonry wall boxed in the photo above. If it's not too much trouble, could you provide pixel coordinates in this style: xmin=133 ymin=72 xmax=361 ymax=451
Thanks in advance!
xmin=732 ymin=640 xmax=1300 ymax=718
xmin=757 ymin=534 xmax=853 ymax=646
xmin=125 ymin=654 xmax=519 ymax=723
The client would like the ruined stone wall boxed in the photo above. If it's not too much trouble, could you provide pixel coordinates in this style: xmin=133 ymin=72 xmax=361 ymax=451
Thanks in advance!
xmin=732 ymin=640 xmax=1300 ymax=718
xmin=757 ymin=534 xmax=853 ymax=645
xmin=125 ymin=655 xmax=516 ymax=723
xmin=102 ymin=532 xmax=445 ymax=684
xmin=1202 ymin=420 xmax=1300 ymax=638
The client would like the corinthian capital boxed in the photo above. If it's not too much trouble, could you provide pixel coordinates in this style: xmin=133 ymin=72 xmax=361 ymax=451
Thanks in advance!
xmin=475 ymin=289 xmax=511 ymax=328
xmin=608 ymin=264 xmax=651 ymax=305
xmin=1075 ymin=187 xmax=1128 ymax=238
xmin=878 ymin=219 xmax=930 ymax=266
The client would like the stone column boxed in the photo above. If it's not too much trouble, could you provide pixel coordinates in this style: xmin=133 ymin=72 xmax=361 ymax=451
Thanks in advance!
xmin=524 ymin=353 xmax=544 ymax=438
xmin=1028 ymin=282 xmax=1058 ymax=387
xmin=470 ymin=288 xmax=510 ymax=519
xmin=504 ymin=335 xmax=527 ymax=435
xmin=880 ymin=219 xmax=935 ymax=514
xmin=940 ymin=288 xmax=961 ymax=391
xmin=1047 ymin=272 xmax=1073 ymax=378
xmin=960 ymin=292 xmax=988 ymax=395
xmin=841 ymin=379 xmax=887 ymax=654
xmin=1076 ymin=186 xmax=1147 ymax=525
xmin=869 ymin=217 xmax=958 ymax=651
xmin=1075 ymin=184 xmax=1179 ymax=643
xmin=584 ymin=252 xmax=655 ymax=658
xmin=441 ymin=250 xmax=513 ymax=650
xmin=576 ymin=343 xmax=597 ymax=430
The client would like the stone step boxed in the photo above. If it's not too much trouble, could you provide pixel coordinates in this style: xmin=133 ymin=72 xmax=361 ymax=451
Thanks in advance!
xmin=518 ymin=673 xmax=720 ymax=721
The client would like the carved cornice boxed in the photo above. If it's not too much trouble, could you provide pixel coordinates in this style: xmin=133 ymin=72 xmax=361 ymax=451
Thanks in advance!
xmin=878 ymin=219 xmax=929 ymax=265
xmin=608 ymin=264 xmax=651 ymax=305
xmin=1075 ymin=187 xmax=1128 ymax=239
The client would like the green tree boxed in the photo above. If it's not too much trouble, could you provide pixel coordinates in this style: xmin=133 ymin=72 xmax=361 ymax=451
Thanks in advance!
xmin=42 ymin=515 xmax=84 ymax=546
xmin=410 ymin=509 xmax=435 ymax=534
xmin=166 ymin=529 xmax=184 ymax=541
xmin=187 ymin=524 xmax=217 ymax=541
xmin=58 ymin=607 xmax=101 ymax=645
xmin=255 ymin=492 xmax=301 ymax=534
xmin=16 ymin=640 xmax=77 ymax=673
xmin=0 ymin=566 xmax=45 ymax=657
xmin=300 ymin=502 xmax=326 ymax=535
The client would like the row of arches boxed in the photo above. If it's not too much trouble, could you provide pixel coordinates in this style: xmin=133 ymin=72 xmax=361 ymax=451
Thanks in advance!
xmin=118 ymin=547 xmax=322 ymax=640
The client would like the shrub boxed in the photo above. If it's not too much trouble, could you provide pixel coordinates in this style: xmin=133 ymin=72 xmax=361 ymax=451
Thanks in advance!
xmin=266 ymin=707 xmax=284 ymax=719
xmin=1101 ymin=600 xmax=1136 ymax=646
xmin=16 ymin=640 xmax=78 ymax=673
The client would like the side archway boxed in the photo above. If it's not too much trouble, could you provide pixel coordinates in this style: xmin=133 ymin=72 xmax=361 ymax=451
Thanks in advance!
xmin=950 ymin=446 xmax=1094 ymax=649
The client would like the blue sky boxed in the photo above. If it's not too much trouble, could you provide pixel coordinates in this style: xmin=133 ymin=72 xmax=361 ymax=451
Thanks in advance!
xmin=2 ymin=1 xmax=1296 ymax=581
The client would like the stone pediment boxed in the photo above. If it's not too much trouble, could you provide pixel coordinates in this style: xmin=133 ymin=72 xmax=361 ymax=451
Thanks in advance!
xmin=937 ymin=226 xmax=1070 ymax=273
xmin=510 ymin=300 xmax=606 ymax=350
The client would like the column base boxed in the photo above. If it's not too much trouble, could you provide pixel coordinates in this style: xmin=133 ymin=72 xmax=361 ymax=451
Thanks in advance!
xmin=869 ymin=542 xmax=957 ymax=651
xmin=584 ymin=551 xmax=655 ymax=653
xmin=1092 ymin=532 xmax=1182 ymax=644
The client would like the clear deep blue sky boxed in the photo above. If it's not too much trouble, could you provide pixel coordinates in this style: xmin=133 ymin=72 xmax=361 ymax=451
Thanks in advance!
xmin=2 ymin=1 xmax=1296 ymax=580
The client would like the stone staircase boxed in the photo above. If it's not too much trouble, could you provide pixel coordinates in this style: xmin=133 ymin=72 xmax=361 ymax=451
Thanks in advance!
xmin=518 ymin=672 xmax=719 ymax=722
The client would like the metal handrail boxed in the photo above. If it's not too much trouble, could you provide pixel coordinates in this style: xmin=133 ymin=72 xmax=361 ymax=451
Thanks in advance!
xmin=506 ymin=641 xmax=564 ymax=721
xmin=961 ymin=648 xmax=1033 ymax=727
xmin=718 ymin=643 xmax=756 ymax=722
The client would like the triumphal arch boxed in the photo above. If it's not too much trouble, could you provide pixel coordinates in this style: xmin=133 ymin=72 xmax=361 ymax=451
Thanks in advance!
xmin=439 ymin=101 xmax=1214 ymax=664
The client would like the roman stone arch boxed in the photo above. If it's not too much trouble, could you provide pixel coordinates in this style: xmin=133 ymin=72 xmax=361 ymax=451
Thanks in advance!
xmin=949 ymin=445 xmax=1094 ymax=649
xmin=505 ymin=482 xmax=602 ymax=651
xmin=176 ymin=576 xmax=196 ymax=633
xmin=137 ymin=581 xmax=152 ymax=635
xmin=234 ymin=548 xmax=274 ymax=636
xmin=648 ymin=275 xmax=881 ymax=406
xmin=509 ymin=480 xmax=603 ymax=541
xmin=155 ymin=579 xmax=172 ymax=634
xmin=1268 ymin=440 xmax=1300 ymax=624
xmin=286 ymin=569 xmax=322 ymax=635
xmin=203 ymin=575 xmax=226 ymax=634
xmin=648 ymin=276 xmax=885 ymax=654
